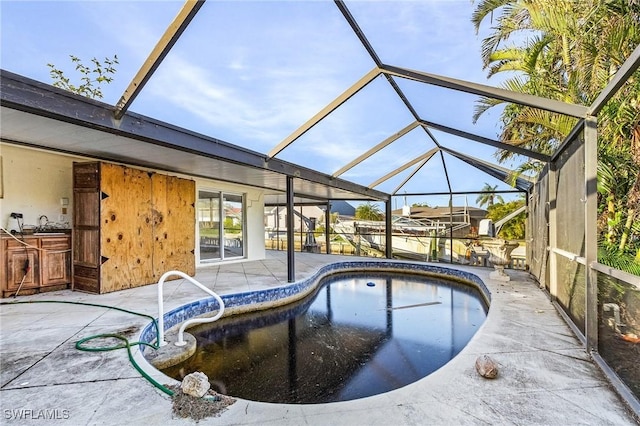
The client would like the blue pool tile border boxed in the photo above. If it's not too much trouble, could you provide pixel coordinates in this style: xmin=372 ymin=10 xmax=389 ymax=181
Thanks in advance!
xmin=139 ymin=261 xmax=490 ymax=350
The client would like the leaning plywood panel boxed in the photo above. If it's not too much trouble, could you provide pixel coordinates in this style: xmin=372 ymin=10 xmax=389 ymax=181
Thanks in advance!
xmin=152 ymin=174 xmax=195 ymax=278
xmin=100 ymin=163 xmax=154 ymax=292
xmin=151 ymin=173 xmax=169 ymax=278
xmin=166 ymin=175 xmax=196 ymax=275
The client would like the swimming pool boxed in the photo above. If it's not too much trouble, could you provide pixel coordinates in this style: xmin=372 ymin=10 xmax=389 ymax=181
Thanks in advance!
xmin=158 ymin=268 xmax=489 ymax=404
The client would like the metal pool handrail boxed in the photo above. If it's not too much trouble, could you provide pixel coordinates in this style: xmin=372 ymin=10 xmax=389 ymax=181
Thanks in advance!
xmin=157 ymin=270 xmax=225 ymax=347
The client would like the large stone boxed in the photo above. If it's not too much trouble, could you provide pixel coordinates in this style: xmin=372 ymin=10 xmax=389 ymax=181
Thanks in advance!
xmin=181 ymin=371 xmax=211 ymax=398
xmin=475 ymin=355 xmax=499 ymax=379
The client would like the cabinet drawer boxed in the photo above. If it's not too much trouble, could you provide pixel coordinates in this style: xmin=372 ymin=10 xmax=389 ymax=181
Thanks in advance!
xmin=41 ymin=237 xmax=71 ymax=250
xmin=5 ymin=237 xmax=38 ymax=250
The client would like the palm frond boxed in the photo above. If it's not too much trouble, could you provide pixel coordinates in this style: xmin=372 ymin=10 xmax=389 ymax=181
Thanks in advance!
xmin=598 ymin=244 xmax=640 ymax=276
xmin=471 ymin=0 xmax=513 ymax=33
xmin=472 ymin=96 xmax=505 ymax=123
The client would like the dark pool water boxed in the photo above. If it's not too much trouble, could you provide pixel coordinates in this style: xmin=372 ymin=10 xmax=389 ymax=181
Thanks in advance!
xmin=162 ymin=271 xmax=488 ymax=404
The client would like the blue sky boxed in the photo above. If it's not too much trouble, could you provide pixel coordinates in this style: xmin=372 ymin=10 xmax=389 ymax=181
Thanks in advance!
xmin=1 ymin=0 xmax=527 ymax=207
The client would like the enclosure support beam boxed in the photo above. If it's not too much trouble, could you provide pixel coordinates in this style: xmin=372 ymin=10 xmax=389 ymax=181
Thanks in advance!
xmin=268 ymin=67 xmax=380 ymax=159
xmin=552 ymin=119 xmax=586 ymax=163
xmin=584 ymin=116 xmax=599 ymax=352
xmin=548 ymin=162 xmax=558 ymax=302
xmin=333 ymin=121 xmax=420 ymax=177
xmin=391 ymin=158 xmax=429 ymax=195
xmin=325 ymin=202 xmax=331 ymax=255
xmin=525 ymin=191 xmax=531 ymax=271
xmin=440 ymin=150 xmax=453 ymax=194
xmin=588 ymin=43 xmax=640 ymax=116
xmin=419 ymin=120 xmax=550 ymax=163
xmin=449 ymin=194 xmax=454 ymax=264
xmin=114 ymin=0 xmax=205 ymax=119
xmin=369 ymin=148 xmax=438 ymax=189
xmin=380 ymin=64 xmax=588 ymax=118
xmin=394 ymin=190 xmax=523 ymax=197
xmin=385 ymin=199 xmax=393 ymax=259
xmin=440 ymin=146 xmax=534 ymax=191
xmin=286 ymin=176 xmax=295 ymax=283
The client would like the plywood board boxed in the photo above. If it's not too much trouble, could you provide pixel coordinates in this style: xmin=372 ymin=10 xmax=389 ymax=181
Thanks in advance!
xmin=152 ymin=174 xmax=195 ymax=278
xmin=151 ymin=173 xmax=168 ymax=277
xmin=100 ymin=163 xmax=154 ymax=292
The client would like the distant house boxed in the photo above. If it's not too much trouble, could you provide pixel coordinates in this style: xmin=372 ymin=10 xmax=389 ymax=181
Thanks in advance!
xmin=326 ymin=200 xmax=356 ymax=217
xmin=264 ymin=201 xmax=355 ymax=236
xmin=264 ymin=205 xmax=322 ymax=234
xmin=392 ymin=205 xmax=488 ymax=238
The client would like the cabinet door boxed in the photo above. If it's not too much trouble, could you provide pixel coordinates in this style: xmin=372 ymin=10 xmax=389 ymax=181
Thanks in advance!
xmin=6 ymin=248 xmax=39 ymax=290
xmin=41 ymin=237 xmax=71 ymax=286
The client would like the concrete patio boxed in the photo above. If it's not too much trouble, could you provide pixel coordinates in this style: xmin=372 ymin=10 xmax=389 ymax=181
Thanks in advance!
xmin=1 ymin=251 xmax=637 ymax=425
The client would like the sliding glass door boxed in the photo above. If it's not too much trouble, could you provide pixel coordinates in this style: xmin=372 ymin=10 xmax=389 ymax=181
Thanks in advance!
xmin=198 ymin=190 xmax=221 ymax=261
xmin=197 ymin=190 xmax=244 ymax=262
xmin=222 ymin=193 xmax=244 ymax=258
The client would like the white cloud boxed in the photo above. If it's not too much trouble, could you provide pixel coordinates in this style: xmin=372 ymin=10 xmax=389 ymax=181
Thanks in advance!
xmin=144 ymin=53 xmax=353 ymax=151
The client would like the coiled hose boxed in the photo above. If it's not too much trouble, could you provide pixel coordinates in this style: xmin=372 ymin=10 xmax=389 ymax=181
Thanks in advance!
xmin=0 ymin=300 xmax=174 ymax=396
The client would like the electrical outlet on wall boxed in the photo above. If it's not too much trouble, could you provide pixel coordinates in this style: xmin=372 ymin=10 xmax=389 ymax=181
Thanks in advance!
xmin=59 ymin=214 xmax=68 ymax=223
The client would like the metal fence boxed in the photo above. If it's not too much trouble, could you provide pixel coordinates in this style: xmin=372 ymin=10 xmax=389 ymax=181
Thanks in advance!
xmin=266 ymin=227 xmax=528 ymax=269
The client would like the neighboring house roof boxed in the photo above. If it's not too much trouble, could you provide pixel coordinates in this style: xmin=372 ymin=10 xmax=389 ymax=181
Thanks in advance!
xmin=328 ymin=201 xmax=356 ymax=217
xmin=224 ymin=207 xmax=242 ymax=218
xmin=392 ymin=206 xmax=487 ymax=220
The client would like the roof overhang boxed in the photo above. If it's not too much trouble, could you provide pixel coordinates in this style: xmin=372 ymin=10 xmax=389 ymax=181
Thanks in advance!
xmin=0 ymin=70 xmax=389 ymax=205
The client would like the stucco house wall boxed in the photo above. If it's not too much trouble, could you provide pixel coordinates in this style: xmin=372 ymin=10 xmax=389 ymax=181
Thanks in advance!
xmin=1 ymin=142 xmax=265 ymax=265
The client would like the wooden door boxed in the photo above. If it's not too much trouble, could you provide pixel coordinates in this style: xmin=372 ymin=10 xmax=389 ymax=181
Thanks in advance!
xmin=73 ymin=162 xmax=101 ymax=293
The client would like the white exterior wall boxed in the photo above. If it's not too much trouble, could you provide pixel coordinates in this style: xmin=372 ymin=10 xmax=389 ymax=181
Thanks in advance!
xmin=0 ymin=144 xmax=81 ymax=231
xmin=0 ymin=142 xmax=266 ymax=263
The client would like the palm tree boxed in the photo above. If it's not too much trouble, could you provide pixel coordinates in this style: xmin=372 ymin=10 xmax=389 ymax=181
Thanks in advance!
xmin=472 ymin=0 xmax=640 ymax=268
xmin=355 ymin=202 xmax=384 ymax=221
xmin=472 ymin=0 xmax=639 ymax=162
xmin=476 ymin=183 xmax=505 ymax=208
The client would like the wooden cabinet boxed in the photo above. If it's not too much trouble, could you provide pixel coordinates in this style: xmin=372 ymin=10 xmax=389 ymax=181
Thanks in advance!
xmin=41 ymin=237 xmax=71 ymax=286
xmin=73 ymin=161 xmax=195 ymax=294
xmin=5 ymin=238 xmax=40 ymax=291
xmin=1 ymin=234 xmax=70 ymax=297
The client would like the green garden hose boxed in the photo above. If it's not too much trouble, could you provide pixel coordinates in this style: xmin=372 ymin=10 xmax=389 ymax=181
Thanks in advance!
xmin=0 ymin=300 xmax=174 ymax=396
